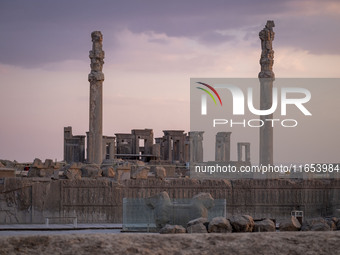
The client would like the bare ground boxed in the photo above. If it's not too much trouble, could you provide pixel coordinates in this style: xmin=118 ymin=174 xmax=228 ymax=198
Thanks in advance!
xmin=0 ymin=232 xmax=339 ymax=255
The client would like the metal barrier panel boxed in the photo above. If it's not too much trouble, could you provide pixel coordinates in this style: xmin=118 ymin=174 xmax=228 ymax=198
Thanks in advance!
xmin=122 ymin=197 xmax=226 ymax=232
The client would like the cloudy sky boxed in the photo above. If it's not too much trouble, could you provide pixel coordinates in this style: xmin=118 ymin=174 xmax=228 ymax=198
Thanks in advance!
xmin=0 ymin=0 xmax=339 ymax=163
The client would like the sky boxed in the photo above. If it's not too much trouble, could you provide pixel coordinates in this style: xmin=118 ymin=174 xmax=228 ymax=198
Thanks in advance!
xmin=0 ymin=0 xmax=339 ymax=163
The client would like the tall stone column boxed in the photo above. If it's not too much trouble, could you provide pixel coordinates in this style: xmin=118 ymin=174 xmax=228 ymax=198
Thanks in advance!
xmin=259 ymin=21 xmax=275 ymax=165
xmin=87 ymin=31 xmax=104 ymax=164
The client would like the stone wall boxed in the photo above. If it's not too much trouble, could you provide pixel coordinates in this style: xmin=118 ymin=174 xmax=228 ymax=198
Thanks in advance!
xmin=0 ymin=178 xmax=339 ymax=224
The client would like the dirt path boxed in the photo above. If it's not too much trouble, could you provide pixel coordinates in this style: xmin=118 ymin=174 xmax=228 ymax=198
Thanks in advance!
xmin=0 ymin=232 xmax=339 ymax=255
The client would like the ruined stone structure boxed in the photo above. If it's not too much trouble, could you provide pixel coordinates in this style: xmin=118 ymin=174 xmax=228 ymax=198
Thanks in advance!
xmin=1 ymin=178 xmax=339 ymax=224
xmin=102 ymin=136 xmax=115 ymax=161
xmin=64 ymin=127 xmax=85 ymax=163
xmin=189 ymin=131 xmax=204 ymax=163
xmin=115 ymin=129 xmax=155 ymax=161
xmin=158 ymin=130 xmax=187 ymax=162
xmin=237 ymin=143 xmax=250 ymax=162
xmin=87 ymin=31 xmax=105 ymax=164
xmin=63 ymin=131 xmax=115 ymax=163
xmin=154 ymin=131 xmax=192 ymax=163
xmin=215 ymin=132 xmax=231 ymax=162
xmin=259 ymin=20 xmax=275 ymax=165
xmin=115 ymin=133 xmax=134 ymax=154
xmin=64 ymin=125 xmax=249 ymax=165
xmin=152 ymin=143 xmax=161 ymax=159
xmin=27 ymin=158 xmax=60 ymax=178
xmin=63 ymin=31 xmax=250 ymax=165
xmin=64 ymin=130 xmax=114 ymax=164
xmin=132 ymin=129 xmax=154 ymax=155
xmin=64 ymin=127 xmax=195 ymax=163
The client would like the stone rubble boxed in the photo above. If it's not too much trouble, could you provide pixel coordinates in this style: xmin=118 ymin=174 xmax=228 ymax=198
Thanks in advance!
xmin=279 ymin=216 xmax=301 ymax=231
xmin=254 ymin=218 xmax=276 ymax=232
xmin=131 ymin=166 xmax=150 ymax=179
xmin=160 ymin=215 xmax=340 ymax=234
xmin=80 ymin=164 xmax=103 ymax=178
xmin=229 ymin=215 xmax=255 ymax=232
xmin=187 ymin=218 xmax=209 ymax=233
xmin=208 ymin=217 xmax=232 ymax=233
xmin=301 ymin=217 xmax=331 ymax=231
xmin=160 ymin=224 xmax=186 ymax=234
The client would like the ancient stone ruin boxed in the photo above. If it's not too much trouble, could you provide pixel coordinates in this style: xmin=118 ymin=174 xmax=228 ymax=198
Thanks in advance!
xmin=259 ymin=20 xmax=275 ymax=165
xmin=146 ymin=191 xmax=215 ymax=228
xmin=1 ymin=22 xmax=339 ymax=232
xmin=63 ymin=30 xmax=251 ymax=168
xmin=87 ymin=31 xmax=105 ymax=164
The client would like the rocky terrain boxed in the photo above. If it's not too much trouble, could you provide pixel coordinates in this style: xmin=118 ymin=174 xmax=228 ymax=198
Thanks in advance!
xmin=1 ymin=232 xmax=339 ymax=255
